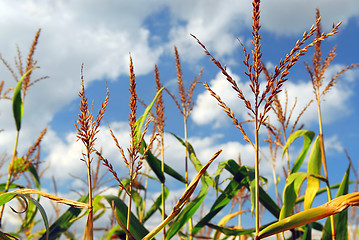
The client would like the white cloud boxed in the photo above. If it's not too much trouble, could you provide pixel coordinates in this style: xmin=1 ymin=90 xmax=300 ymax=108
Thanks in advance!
xmin=260 ymin=0 xmax=359 ymax=35
xmin=192 ymin=68 xmax=252 ymax=128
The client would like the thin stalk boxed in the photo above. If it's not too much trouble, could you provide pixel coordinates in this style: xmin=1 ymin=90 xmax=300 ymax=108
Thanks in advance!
xmin=0 ymin=129 xmax=20 ymax=226
xmin=183 ymin=114 xmax=193 ymax=239
xmin=127 ymin=167 xmax=133 ymax=240
xmin=86 ymin=149 xmax=94 ymax=240
xmin=316 ymin=99 xmax=335 ymax=239
xmin=254 ymin=114 xmax=260 ymax=238
xmin=160 ymin=134 xmax=166 ymax=239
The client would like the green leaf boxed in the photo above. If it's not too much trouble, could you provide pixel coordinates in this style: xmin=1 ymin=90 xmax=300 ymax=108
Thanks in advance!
xmin=283 ymin=130 xmax=315 ymax=173
xmin=0 ymin=231 xmax=13 ymax=240
xmin=13 ymin=78 xmax=23 ymax=131
xmin=0 ymin=183 xmax=24 ymax=191
xmin=141 ymin=140 xmax=186 ymax=184
xmin=304 ymin=136 xmax=322 ymax=210
xmin=166 ymin=170 xmax=209 ymax=239
xmin=103 ymin=195 xmax=150 ymax=239
xmin=0 ymin=192 xmax=49 ymax=240
xmin=39 ymin=195 xmax=88 ymax=240
xmin=224 ymin=160 xmax=280 ymax=219
xmin=143 ymin=187 xmax=169 ymax=223
xmin=191 ymin=177 xmax=243 ymax=236
xmin=214 ymin=159 xmax=229 ymax=193
xmin=279 ymin=172 xmax=308 ymax=220
xmin=27 ymin=163 xmax=41 ymax=191
xmin=206 ymin=223 xmax=256 ymax=236
xmin=135 ymin=87 xmax=164 ymax=140
xmin=259 ymin=192 xmax=359 ymax=239
xmin=12 ymin=68 xmax=36 ymax=131
xmin=170 ymin=132 xmax=219 ymax=190
xmin=321 ymin=166 xmax=350 ymax=240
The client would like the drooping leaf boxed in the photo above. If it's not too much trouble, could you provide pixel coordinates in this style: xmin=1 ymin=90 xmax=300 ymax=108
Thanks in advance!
xmin=140 ymin=140 xmax=186 ymax=184
xmin=0 ymin=231 xmax=13 ymax=240
xmin=191 ymin=177 xmax=243 ymax=236
xmin=103 ymin=195 xmax=150 ymax=240
xmin=279 ymin=172 xmax=308 ymax=220
xmin=27 ymin=163 xmax=41 ymax=191
xmin=143 ymin=187 xmax=169 ymax=223
xmin=212 ymin=210 xmax=246 ymax=239
xmin=0 ymin=183 xmax=24 ymax=191
xmin=166 ymin=170 xmax=209 ymax=239
xmin=170 ymin=132 xmax=220 ymax=190
xmin=321 ymin=166 xmax=350 ymax=240
xmin=304 ymin=136 xmax=322 ymax=210
xmin=258 ymin=192 xmax=359 ymax=239
xmin=143 ymin=150 xmax=221 ymax=240
xmin=0 ymin=192 xmax=49 ymax=240
xmin=224 ymin=160 xmax=280 ymax=219
xmin=283 ymin=130 xmax=315 ymax=173
xmin=39 ymin=195 xmax=88 ymax=240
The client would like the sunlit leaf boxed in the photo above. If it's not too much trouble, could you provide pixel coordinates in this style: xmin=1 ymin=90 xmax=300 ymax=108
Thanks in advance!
xmin=279 ymin=172 xmax=308 ymax=220
xmin=166 ymin=170 xmax=209 ymax=239
xmin=259 ymin=192 xmax=359 ymax=239
xmin=321 ymin=166 xmax=350 ymax=240
xmin=283 ymin=130 xmax=315 ymax=173
xmin=304 ymin=136 xmax=322 ymax=210
xmin=143 ymin=187 xmax=169 ymax=223
xmin=12 ymin=68 xmax=36 ymax=131
xmin=103 ymin=195 xmax=150 ymax=239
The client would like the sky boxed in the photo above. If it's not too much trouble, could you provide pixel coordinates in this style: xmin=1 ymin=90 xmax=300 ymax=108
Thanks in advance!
xmin=0 ymin=0 xmax=358 ymax=237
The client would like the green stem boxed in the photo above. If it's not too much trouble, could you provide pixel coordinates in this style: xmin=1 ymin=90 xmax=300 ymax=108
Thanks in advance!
xmin=86 ymin=150 xmax=93 ymax=240
xmin=0 ymin=129 xmax=20 ymax=226
xmin=160 ymin=134 xmax=166 ymax=239
xmin=317 ymin=99 xmax=335 ymax=240
xmin=127 ymin=170 xmax=133 ymax=240
xmin=255 ymin=112 xmax=260 ymax=237
xmin=183 ymin=114 xmax=193 ymax=239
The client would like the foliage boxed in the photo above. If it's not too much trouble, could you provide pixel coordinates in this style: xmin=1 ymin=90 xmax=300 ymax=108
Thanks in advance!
xmin=0 ymin=1 xmax=358 ymax=240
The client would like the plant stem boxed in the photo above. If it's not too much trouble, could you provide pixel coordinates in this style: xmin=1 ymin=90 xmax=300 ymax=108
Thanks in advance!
xmin=127 ymin=168 xmax=133 ymax=240
xmin=160 ymin=133 xmax=166 ymax=239
xmin=0 ymin=129 xmax=20 ymax=226
xmin=316 ymin=98 xmax=335 ymax=240
xmin=254 ymin=110 xmax=260 ymax=237
xmin=183 ymin=114 xmax=194 ymax=239
xmin=86 ymin=149 xmax=93 ymax=240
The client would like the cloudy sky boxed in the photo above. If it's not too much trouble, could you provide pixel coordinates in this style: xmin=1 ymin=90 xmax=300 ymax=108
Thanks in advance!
xmin=0 ymin=0 xmax=358 ymax=236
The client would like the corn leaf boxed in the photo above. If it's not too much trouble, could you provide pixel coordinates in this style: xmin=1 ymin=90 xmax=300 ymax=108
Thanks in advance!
xmin=212 ymin=210 xmax=246 ymax=239
xmin=166 ymin=173 xmax=209 ymax=239
xmin=207 ymin=223 xmax=256 ymax=236
xmin=143 ymin=187 xmax=169 ymax=223
xmin=0 ymin=192 xmax=49 ymax=240
xmin=191 ymin=176 xmax=244 ymax=235
xmin=135 ymin=87 xmax=164 ymax=139
xmin=103 ymin=195 xmax=150 ymax=239
xmin=12 ymin=68 xmax=36 ymax=131
xmin=258 ymin=192 xmax=359 ymax=239
xmin=321 ymin=166 xmax=350 ymax=240
xmin=143 ymin=150 xmax=221 ymax=240
xmin=0 ymin=183 xmax=24 ymax=191
xmin=39 ymin=195 xmax=88 ymax=240
xmin=224 ymin=160 xmax=280 ymax=219
xmin=0 ymin=231 xmax=13 ymax=240
xmin=279 ymin=172 xmax=308 ymax=220
xmin=304 ymin=136 xmax=322 ymax=210
xmin=140 ymin=140 xmax=186 ymax=184
xmin=170 ymin=132 xmax=220 ymax=190
xmin=283 ymin=130 xmax=315 ymax=173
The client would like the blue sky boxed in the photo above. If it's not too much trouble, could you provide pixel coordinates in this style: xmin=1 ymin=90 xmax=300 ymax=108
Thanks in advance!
xmin=0 ymin=0 xmax=358 ymax=235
